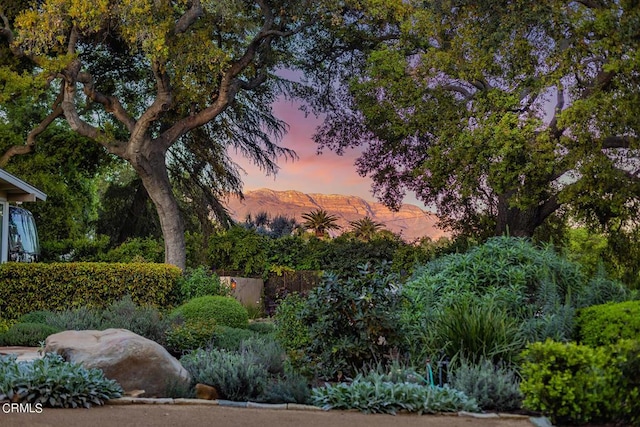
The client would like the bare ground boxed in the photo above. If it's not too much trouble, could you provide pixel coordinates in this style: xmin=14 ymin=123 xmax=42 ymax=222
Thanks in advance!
xmin=0 ymin=404 xmax=538 ymax=427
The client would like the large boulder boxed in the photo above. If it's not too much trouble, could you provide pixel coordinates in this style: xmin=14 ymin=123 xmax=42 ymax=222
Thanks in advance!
xmin=45 ymin=328 xmax=191 ymax=397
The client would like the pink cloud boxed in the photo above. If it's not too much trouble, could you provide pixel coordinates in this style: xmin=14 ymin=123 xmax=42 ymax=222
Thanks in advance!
xmin=229 ymin=98 xmax=426 ymax=208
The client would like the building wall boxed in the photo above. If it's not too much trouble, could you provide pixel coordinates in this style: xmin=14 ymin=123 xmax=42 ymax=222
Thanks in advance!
xmin=220 ymin=276 xmax=264 ymax=308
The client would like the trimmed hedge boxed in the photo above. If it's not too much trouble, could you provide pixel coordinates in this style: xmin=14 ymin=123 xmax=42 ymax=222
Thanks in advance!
xmin=577 ymin=300 xmax=640 ymax=347
xmin=0 ymin=263 xmax=182 ymax=320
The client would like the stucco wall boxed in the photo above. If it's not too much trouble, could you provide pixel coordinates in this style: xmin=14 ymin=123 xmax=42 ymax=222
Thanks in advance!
xmin=220 ymin=276 xmax=264 ymax=308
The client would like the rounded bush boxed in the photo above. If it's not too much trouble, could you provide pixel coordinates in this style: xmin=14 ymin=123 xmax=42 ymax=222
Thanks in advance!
xmin=577 ymin=300 xmax=640 ymax=347
xmin=171 ymin=296 xmax=249 ymax=329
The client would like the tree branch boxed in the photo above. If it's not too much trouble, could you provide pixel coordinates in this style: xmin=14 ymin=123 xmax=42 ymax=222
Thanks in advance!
xmin=548 ymin=85 xmax=565 ymax=139
xmin=0 ymin=90 xmax=64 ymax=167
xmin=602 ymin=136 xmax=633 ymax=149
xmin=77 ymin=71 xmax=136 ymax=132
xmin=174 ymin=0 xmax=203 ymax=34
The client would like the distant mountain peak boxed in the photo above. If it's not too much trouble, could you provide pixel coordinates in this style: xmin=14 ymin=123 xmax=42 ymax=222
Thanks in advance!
xmin=225 ymin=188 xmax=447 ymax=241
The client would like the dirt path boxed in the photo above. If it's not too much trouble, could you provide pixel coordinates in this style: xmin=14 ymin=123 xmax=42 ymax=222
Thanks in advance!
xmin=0 ymin=404 xmax=537 ymax=427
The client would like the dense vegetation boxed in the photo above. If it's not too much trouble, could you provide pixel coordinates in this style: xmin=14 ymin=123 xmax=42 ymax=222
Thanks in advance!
xmin=2 ymin=0 xmax=640 ymax=422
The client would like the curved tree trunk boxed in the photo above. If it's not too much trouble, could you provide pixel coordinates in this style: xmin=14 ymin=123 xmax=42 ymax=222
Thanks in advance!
xmin=130 ymin=149 xmax=186 ymax=270
xmin=495 ymin=193 xmax=560 ymax=238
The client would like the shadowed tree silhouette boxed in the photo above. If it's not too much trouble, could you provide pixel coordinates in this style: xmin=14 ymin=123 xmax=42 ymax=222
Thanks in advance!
xmin=349 ymin=216 xmax=386 ymax=242
xmin=301 ymin=209 xmax=341 ymax=238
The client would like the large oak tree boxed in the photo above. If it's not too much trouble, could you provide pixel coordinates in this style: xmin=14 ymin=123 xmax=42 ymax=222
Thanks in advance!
xmin=310 ymin=0 xmax=640 ymax=238
xmin=0 ymin=0 xmax=334 ymax=269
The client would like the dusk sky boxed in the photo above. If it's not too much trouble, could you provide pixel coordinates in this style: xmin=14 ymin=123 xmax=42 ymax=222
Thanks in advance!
xmin=230 ymin=99 xmax=428 ymax=210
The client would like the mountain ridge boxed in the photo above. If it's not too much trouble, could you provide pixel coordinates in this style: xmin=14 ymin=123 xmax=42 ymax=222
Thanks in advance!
xmin=224 ymin=188 xmax=448 ymax=241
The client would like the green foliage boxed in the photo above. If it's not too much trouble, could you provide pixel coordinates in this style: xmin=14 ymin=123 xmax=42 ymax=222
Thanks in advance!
xmin=211 ymin=326 xmax=256 ymax=351
xmin=0 ymin=353 xmax=123 ymax=408
xmin=311 ymin=0 xmax=640 ymax=239
xmin=98 ymin=237 xmax=164 ymax=263
xmin=577 ymin=300 xmax=640 ymax=347
xmin=401 ymin=237 xmax=597 ymax=365
xmin=247 ymin=321 xmax=276 ymax=335
xmin=239 ymin=335 xmax=285 ymax=376
xmin=449 ymin=358 xmax=522 ymax=412
xmin=40 ymin=236 xmax=111 ymax=263
xmin=43 ymin=296 xmax=174 ymax=346
xmin=311 ymin=377 xmax=479 ymax=415
xmin=0 ymin=323 xmax=62 ymax=347
xmin=17 ymin=310 xmax=55 ymax=325
xmin=274 ymin=293 xmax=311 ymax=368
xmin=0 ymin=318 xmax=12 ymax=334
xmin=279 ymin=264 xmax=405 ymax=380
xmin=261 ymin=374 xmax=311 ymax=404
xmin=43 ymin=307 xmax=104 ymax=331
xmin=0 ymin=263 xmax=182 ymax=320
xmin=432 ymin=297 xmax=525 ymax=364
xmin=165 ymin=320 xmax=217 ymax=355
xmin=520 ymin=340 xmax=619 ymax=425
xmin=98 ymin=295 xmax=173 ymax=346
xmin=208 ymin=226 xmax=270 ymax=277
xmin=610 ymin=340 xmax=640 ymax=426
xmin=178 ymin=266 xmax=228 ymax=302
xmin=181 ymin=348 xmax=268 ymax=402
xmin=171 ymin=296 xmax=249 ymax=330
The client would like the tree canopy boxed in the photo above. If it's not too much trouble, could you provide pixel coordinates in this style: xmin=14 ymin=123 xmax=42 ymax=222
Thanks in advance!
xmin=310 ymin=0 xmax=640 ymax=238
xmin=0 ymin=0 xmax=339 ymax=268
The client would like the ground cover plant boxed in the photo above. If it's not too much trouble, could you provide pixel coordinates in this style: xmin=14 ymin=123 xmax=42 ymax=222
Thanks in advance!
xmin=448 ymin=358 xmax=522 ymax=412
xmin=0 ymin=353 xmax=123 ymax=408
xmin=311 ymin=366 xmax=479 ymax=415
xmin=180 ymin=334 xmax=310 ymax=404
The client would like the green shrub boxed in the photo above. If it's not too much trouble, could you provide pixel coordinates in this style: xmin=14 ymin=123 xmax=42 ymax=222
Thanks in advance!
xmin=577 ymin=300 xmax=640 ymax=347
xmin=17 ymin=310 xmax=55 ymax=325
xmin=433 ymin=296 xmax=525 ymax=364
xmin=274 ymin=293 xmax=310 ymax=368
xmin=239 ymin=335 xmax=285 ymax=375
xmin=211 ymin=326 xmax=256 ymax=351
xmin=520 ymin=340 xmax=619 ymax=425
xmin=98 ymin=237 xmax=164 ymax=263
xmin=260 ymin=374 xmax=310 ymax=404
xmin=0 ymin=323 xmax=62 ymax=346
xmin=99 ymin=296 xmax=173 ymax=346
xmin=43 ymin=306 xmax=104 ymax=331
xmin=279 ymin=264 xmax=405 ymax=380
xmin=165 ymin=320 xmax=217 ymax=355
xmin=247 ymin=321 xmax=276 ymax=335
xmin=171 ymin=296 xmax=249 ymax=329
xmin=311 ymin=377 xmax=479 ymax=414
xmin=178 ymin=266 xmax=229 ymax=302
xmin=42 ymin=296 xmax=174 ymax=345
xmin=0 ymin=318 xmax=14 ymax=334
xmin=609 ymin=339 xmax=640 ymax=426
xmin=449 ymin=358 xmax=522 ymax=412
xmin=0 ymin=353 xmax=123 ymax=408
xmin=402 ymin=237 xmax=593 ymax=365
xmin=181 ymin=348 xmax=268 ymax=401
xmin=0 ymin=262 xmax=181 ymax=320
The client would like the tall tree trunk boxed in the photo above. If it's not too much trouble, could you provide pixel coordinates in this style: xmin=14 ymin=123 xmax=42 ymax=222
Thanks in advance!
xmin=130 ymin=149 xmax=186 ymax=270
xmin=495 ymin=193 xmax=559 ymax=238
